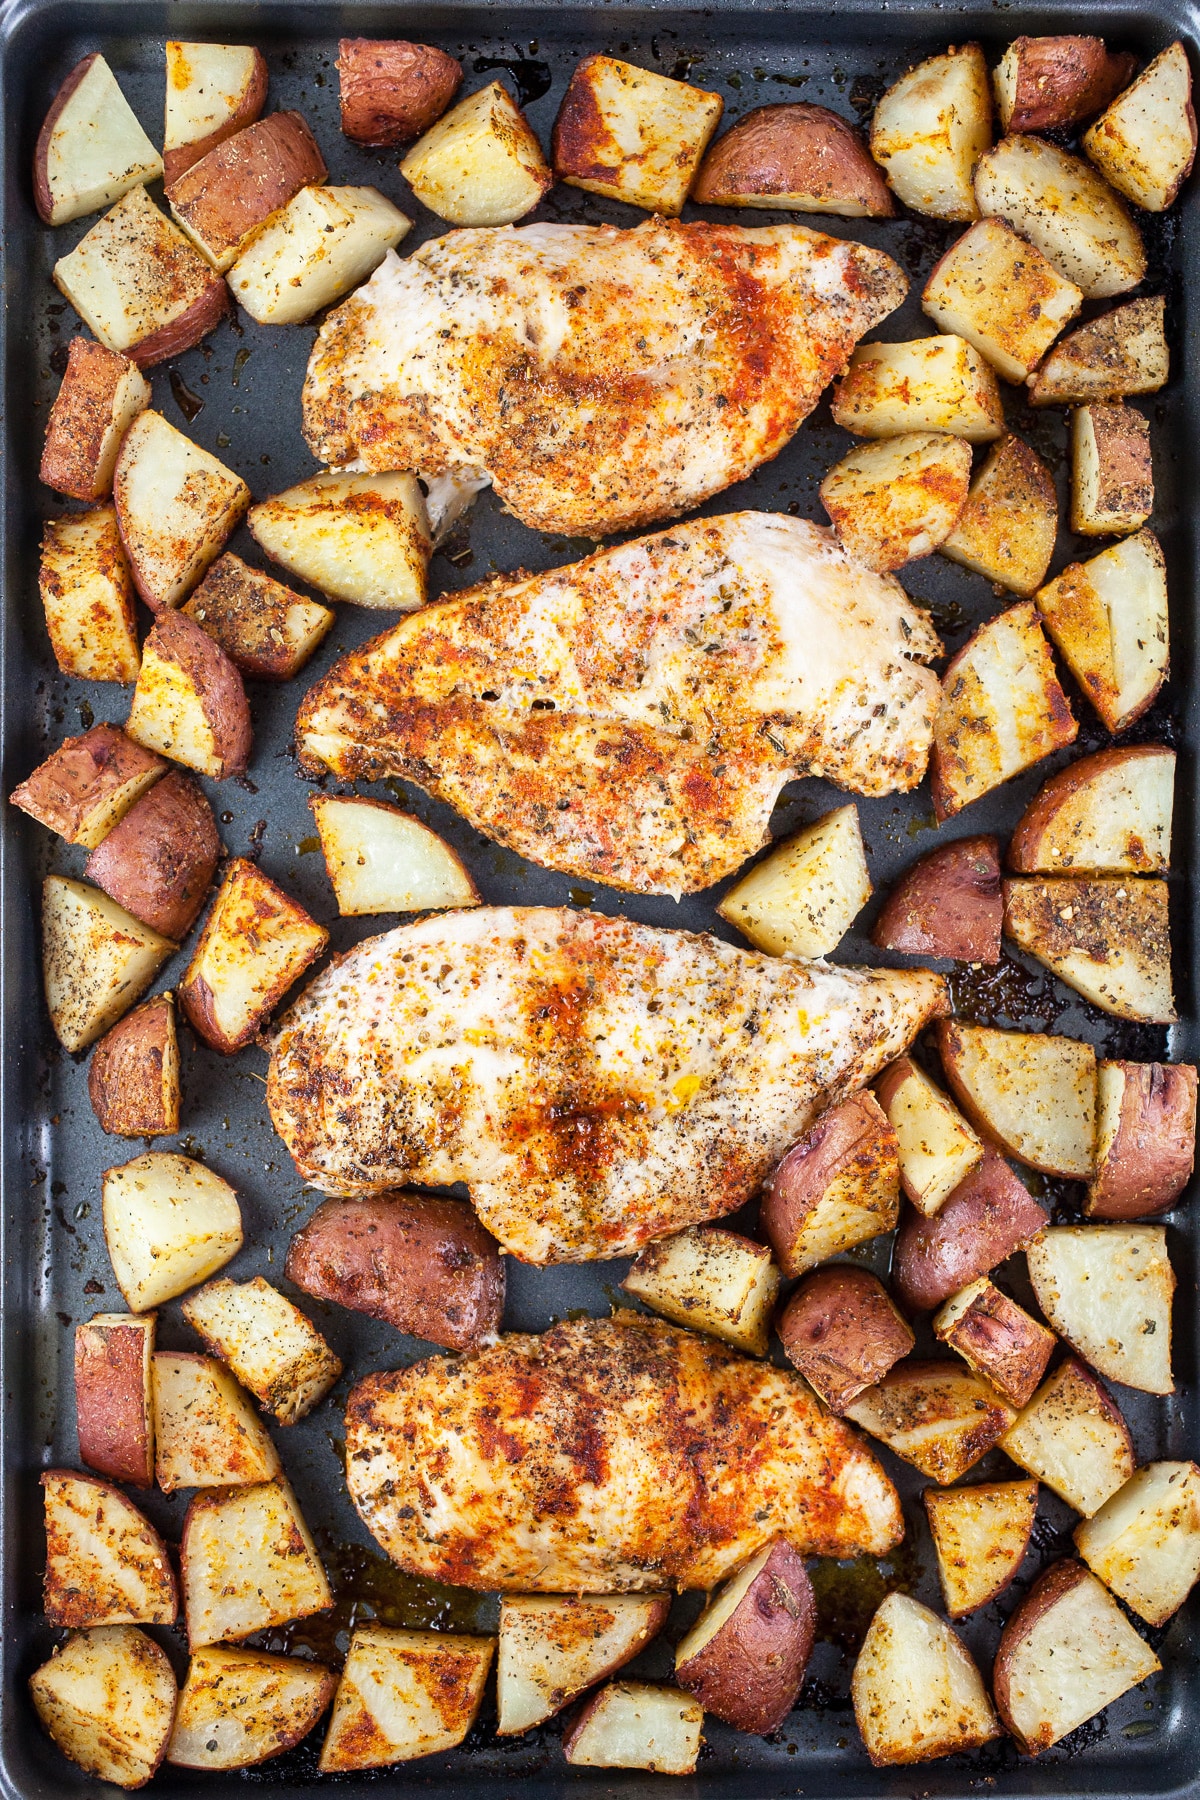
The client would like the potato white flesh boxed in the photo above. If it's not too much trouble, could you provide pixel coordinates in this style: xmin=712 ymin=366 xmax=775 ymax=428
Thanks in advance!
xmin=1001 ymin=1358 xmax=1135 ymax=1516
xmin=1074 ymin=1461 xmax=1200 ymax=1626
xmin=975 ymin=134 xmax=1147 ymax=298
xmin=182 ymin=1478 xmax=332 ymax=1648
xmin=319 ymin=1627 xmax=494 ymax=1769
xmin=924 ymin=1480 xmax=1038 ymax=1617
xmin=40 ymin=505 xmax=140 ymax=683
xmin=178 ymin=857 xmax=329 ymax=1054
xmin=937 ymin=1021 xmax=1096 ymax=1177
xmin=1071 ymin=402 xmax=1153 ymax=537
xmin=228 ymin=184 xmax=411 ymax=325
xmin=832 ymin=336 xmax=1005 ymax=441
xmin=249 ymin=471 xmax=431 ymax=611
xmin=819 ymin=433 xmax=972 ymax=573
xmin=923 ymin=218 xmax=1082 ymax=383
xmin=153 ymin=1352 xmax=281 ymax=1492
xmin=1003 ymin=876 xmax=1175 ymax=1024
xmin=621 ymin=1226 xmax=780 ymax=1355
xmin=851 ymin=1593 xmax=999 ymax=1765
xmin=1035 ymin=529 xmax=1168 ymax=734
xmin=763 ymin=1092 xmax=901 ymax=1275
xmin=931 ymin=602 xmax=1077 ymax=821
xmin=718 ymin=803 xmax=870 ymax=957
xmin=843 ymin=1362 xmax=1016 ymax=1484
xmin=114 ymin=410 xmax=249 ymax=612
xmin=876 ymin=1059 xmax=984 ymax=1217
xmin=42 ymin=1471 xmax=176 ymax=1628
xmin=1027 ymin=1225 xmax=1174 ymax=1394
xmin=30 ymin=1625 xmax=176 ymax=1790
xmin=53 ymin=185 xmax=226 ymax=362
xmin=401 ymin=82 xmax=551 ymax=226
xmin=36 ymin=54 xmax=162 ymax=226
xmin=869 ymin=45 xmax=992 ymax=222
xmin=42 ymin=877 xmax=172 ymax=1053
xmin=1010 ymin=745 xmax=1175 ymax=875
xmin=163 ymin=43 xmax=268 ymax=184
xmin=311 ymin=795 xmax=479 ymax=914
xmin=563 ymin=1681 xmax=703 ymax=1774
xmin=933 ymin=1278 xmax=1056 ymax=1409
xmin=1029 ymin=296 xmax=1169 ymax=405
xmin=169 ymin=1647 xmax=335 ymax=1770
xmin=182 ymin=1276 xmax=342 ymax=1425
xmin=552 ymin=56 xmax=723 ymax=214
xmin=1084 ymin=43 xmax=1197 ymax=213
xmin=940 ymin=433 xmax=1057 ymax=597
xmin=994 ymin=1561 xmax=1160 ymax=1754
xmin=102 ymin=1151 xmax=243 ymax=1313
xmin=497 ymin=1595 xmax=669 ymax=1735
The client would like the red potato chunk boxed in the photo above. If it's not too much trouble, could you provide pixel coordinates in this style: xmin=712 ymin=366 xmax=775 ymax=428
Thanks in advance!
xmin=74 ymin=1313 xmax=155 ymax=1486
xmin=872 ymin=835 xmax=1002 ymax=963
xmin=674 ymin=1539 xmax=815 ymax=1732
xmin=777 ymin=1266 xmax=914 ymax=1413
xmin=891 ymin=1150 xmax=1049 ymax=1312
xmin=1087 ymin=1061 xmax=1197 ymax=1218
xmin=337 ymin=39 xmax=463 ymax=145
xmin=761 ymin=1092 xmax=900 ymax=1277
xmin=84 ymin=770 xmax=219 ymax=940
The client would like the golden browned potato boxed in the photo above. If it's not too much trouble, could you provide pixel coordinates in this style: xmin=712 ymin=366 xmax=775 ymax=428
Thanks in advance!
xmin=1003 ymin=875 xmax=1175 ymax=1023
xmin=843 ymin=1361 xmax=1017 ymax=1484
xmin=1001 ymin=1356 xmax=1135 ymax=1515
xmin=42 ymin=1469 xmax=177 ymax=1628
xmin=760 ymin=1091 xmax=900 ymax=1276
xmin=1027 ymin=1225 xmax=1175 ymax=1394
xmin=852 ymin=1593 xmax=999 ymax=1765
xmin=674 ymin=1540 xmax=815 ymax=1732
xmin=933 ymin=1277 xmax=1055 ymax=1407
xmin=179 ymin=857 xmax=327 ymax=1053
xmin=940 ymin=433 xmax=1057 ymax=596
xmin=561 ymin=1681 xmax=702 ymax=1775
xmin=1087 ymin=1060 xmax=1197 ymax=1219
xmin=34 ymin=52 xmax=162 ymax=226
xmin=1071 ymin=401 xmax=1153 ymax=536
xmin=1035 ymin=529 xmax=1168 ymax=733
xmin=168 ymin=1646 xmax=336 ymax=1771
xmin=777 ymin=1266 xmax=914 ymax=1412
xmin=403 ymin=82 xmax=552 ymax=225
xmin=88 ymin=992 xmax=180 ymax=1138
xmin=181 ymin=1478 xmax=331 ymax=1648
xmin=874 ymin=1056 xmax=984 ymax=1217
xmin=1029 ymin=295 xmax=1168 ymax=405
xmin=923 ymin=217 xmax=1082 ymax=384
xmin=869 ymin=44 xmax=992 ymax=222
xmin=819 ymin=433 xmax=972 ymax=572
xmin=890 ymin=1149 xmax=1048 ymax=1312
xmin=337 ymin=38 xmax=463 ymax=145
xmin=924 ymin=1480 xmax=1038 ymax=1617
xmin=1074 ymin=1461 xmax=1200 ymax=1627
xmin=166 ymin=112 xmax=328 ymax=273
xmin=286 ymin=1191 xmax=504 ymax=1352
xmin=693 ymin=103 xmax=893 ymax=215
xmin=126 ymin=610 xmax=252 ymax=782
xmin=248 ymin=472 xmax=430 ymax=611
xmin=936 ymin=1019 xmax=1097 ymax=1179
xmin=1084 ymin=42 xmax=1196 ymax=212
xmin=74 ymin=1313 xmax=155 ymax=1487
xmin=163 ymin=43 xmax=268 ymax=185
xmin=228 ymin=184 xmax=411 ymax=324
xmin=497 ymin=1597 xmax=669 ymax=1736
xmin=975 ymin=134 xmax=1146 ymax=298
xmin=53 ymin=185 xmax=229 ymax=367
xmin=114 ymin=409 xmax=250 ymax=612
xmin=183 ymin=554 xmax=334 ymax=681
xmin=40 ymin=338 xmax=150 ymax=502
xmin=10 ymin=723 xmax=164 ymax=848
xmin=42 ymin=878 xmax=174 ymax=1053
xmin=153 ymin=1352 xmax=280 ymax=1493
xmin=872 ymin=835 xmax=1002 ymax=963
xmin=831 ymin=335 xmax=1005 ymax=441
xmin=85 ymin=771 xmax=219 ymax=938
xmin=994 ymin=37 xmax=1136 ymax=134
xmin=620 ymin=1226 xmax=779 ymax=1356
xmin=320 ymin=1628 xmax=496 ymax=1770
xmin=552 ymin=55 xmax=722 ymax=214
xmin=1009 ymin=744 xmax=1175 ymax=875
xmin=30 ymin=1624 xmax=177 ymax=1790
xmin=182 ymin=1276 xmax=342 ymax=1426
xmin=39 ymin=505 xmax=141 ymax=683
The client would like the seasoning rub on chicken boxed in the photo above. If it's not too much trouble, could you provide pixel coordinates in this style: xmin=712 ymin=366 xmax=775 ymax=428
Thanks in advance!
xmin=296 ymin=514 xmax=942 ymax=896
xmin=344 ymin=1313 xmax=905 ymax=1591
xmin=301 ymin=218 xmax=906 ymax=537
xmin=267 ymin=906 xmax=946 ymax=1264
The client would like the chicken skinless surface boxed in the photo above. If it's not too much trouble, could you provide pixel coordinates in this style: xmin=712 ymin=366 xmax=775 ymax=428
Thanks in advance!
xmin=296 ymin=514 xmax=942 ymax=896
xmin=301 ymin=219 xmax=907 ymax=537
xmin=344 ymin=1314 xmax=905 ymax=1590
xmin=267 ymin=906 xmax=946 ymax=1264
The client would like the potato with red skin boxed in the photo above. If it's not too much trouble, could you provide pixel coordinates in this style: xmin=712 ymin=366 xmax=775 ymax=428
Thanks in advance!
xmin=843 ymin=1361 xmax=1016 ymax=1484
xmin=88 ymin=993 xmax=179 ymax=1138
xmin=777 ymin=1267 xmax=914 ymax=1413
xmin=337 ymin=39 xmax=463 ymax=145
xmin=674 ymin=1539 xmax=815 ymax=1733
xmin=74 ymin=1314 xmax=155 ymax=1487
xmin=166 ymin=113 xmax=328 ymax=274
xmin=163 ymin=43 xmax=269 ymax=186
xmin=933 ymin=1277 xmax=1055 ymax=1408
xmin=1087 ymin=1061 xmax=1198 ymax=1219
xmin=693 ymin=103 xmax=894 ymax=215
xmin=1009 ymin=744 xmax=1174 ymax=876
xmin=761 ymin=1092 xmax=900 ymax=1277
xmin=994 ymin=38 xmax=1137 ymax=134
xmin=127 ymin=611 xmax=252 ymax=783
xmin=34 ymin=53 xmax=162 ymax=226
xmin=285 ymin=1192 xmax=505 ymax=1353
xmin=872 ymin=836 xmax=1002 ymax=963
xmin=40 ymin=339 xmax=150 ymax=502
xmin=85 ymin=771 xmax=219 ymax=940
xmin=10 ymin=724 xmax=164 ymax=849
xmin=891 ymin=1151 xmax=1048 ymax=1312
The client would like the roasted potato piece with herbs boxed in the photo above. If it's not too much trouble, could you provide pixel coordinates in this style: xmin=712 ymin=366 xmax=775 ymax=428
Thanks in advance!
xmin=693 ymin=102 xmax=893 ymax=215
xmin=11 ymin=723 xmax=163 ymax=848
xmin=931 ymin=601 xmax=1077 ymax=821
xmin=183 ymin=554 xmax=334 ymax=681
xmin=163 ymin=42 xmax=268 ymax=184
xmin=1087 ymin=1060 xmax=1197 ymax=1219
xmin=1029 ymin=294 xmax=1168 ymax=405
xmin=85 ymin=771 xmax=219 ymax=939
xmin=872 ymin=834 xmax=1002 ymax=964
xmin=1074 ymin=1461 xmax=1200 ymax=1627
xmin=404 ymin=81 xmax=552 ymax=224
xmin=843 ymin=1361 xmax=1017 ymax=1484
xmin=1001 ymin=1357 xmax=1135 ymax=1517
xmin=1071 ymin=401 xmax=1153 ymax=536
xmin=34 ymin=52 xmax=162 ymax=226
xmin=940 ymin=433 xmax=1057 ymax=597
xmin=39 ymin=505 xmax=140 ymax=683
xmin=1027 ymin=1224 xmax=1175 ymax=1394
xmin=42 ymin=877 xmax=173 ymax=1053
xmin=674 ymin=1540 xmax=815 ymax=1733
xmin=553 ymin=55 xmax=722 ymax=213
xmin=831 ymin=335 xmax=1004 ymax=441
xmin=562 ymin=1680 xmax=703 ymax=1775
xmin=166 ymin=111 xmax=327 ymax=273
xmin=819 ymin=432 xmax=972 ymax=573
xmin=40 ymin=337 xmax=150 ymax=502
xmin=181 ymin=1478 xmax=332 ymax=1649
xmin=777 ymin=1266 xmax=914 ymax=1413
xmin=114 ymin=409 xmax=249 ymax=612
xmin=88 ymin=992 xmax=180 ymax=1137
xmin=924 ymin=1480 xmax=1038 ymax=1617
xmin=178 ymin=856 xmax=328 ymax=1053
xmin=337 ymin=38 xmax=463 ymax=145
xmin=228 ymin=184 xmax=411 ymax=324
xmin=936 ymin=1019 xmax=1097 ymax=1178
xmin=975 ymin=134 xmax=1146 ymax=298
xmin=310 ymin=794 xmax=479 ymax=914
xmin=497 ymin=1596 xmax=669 ymax=1736
xmin=30 ymin=1625 xmax=177 ymax=1791
xmin=127 ymin=610 xmax=252 ymax=781
xmin=891 ymin=1149 xmax=1048 ymax=1313
xmin=74 ymin=1313 xmax=155 ymax=1487
xmin=320 ymin=1627 xmax=495 ymax=1770
xmin=717 ymin=802 xmax=870 ymax=957
xmin=869 ymin=44 xmax=992 ymax=222
xmin=994 ymin=36 xmax=1137 ymax=134
xmin=103 ymin=1152 xmax=243 ymax=1313
xmin=182 ymin=1275 xmax=342 ymax=1425
xmin=1003 ymin=875 xmax=1175 ymax=1023
xmin=875 ymin=1056 xmax=984 ymax=1217
xmin=933 ymin=1277 xmax=1055 ymax=1408
xmin=168 ymin=1646 xmax=336 ymax=1771
xmin=153 ymin=1352 xmax=281 ymax=1493
xmin=852 ymin=1592 xmax=999 ymax=1765
xmin=1009 ymin=744 xmax=1175 ymax=876
xmin=249 ymin=471 xmax=430 ymax=611
xmin=1084 ymin=42 xmax=1197 ymax=212
xmin=1035 ymin=529 xmax=1168 ymax=734
xmin=42 ymin=1469 xmax=177 ymax=1628
xmin=923 ymin=217 xmax=1082 ymax=383
xmin=761 ymin=1091 xmax=901 ymax=1276
xmin=621 ymin=1226 xmax=779 ymax=1356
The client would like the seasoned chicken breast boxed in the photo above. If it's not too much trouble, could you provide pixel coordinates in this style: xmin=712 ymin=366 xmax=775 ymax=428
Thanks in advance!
xmin=267 ymin=906 xmax=946 ymax=1263
xmin=296 ymin=514 xmax=942 ymax=896
xmin=344 ymin=1314 xmax=905 ymax=1591
xmin=302 ymin=219 xmax=906 ymax=537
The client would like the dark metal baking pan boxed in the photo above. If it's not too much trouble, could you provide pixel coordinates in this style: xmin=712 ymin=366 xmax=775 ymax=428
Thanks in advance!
xmin=0 ymin=0 xmax=1197 ymax=1794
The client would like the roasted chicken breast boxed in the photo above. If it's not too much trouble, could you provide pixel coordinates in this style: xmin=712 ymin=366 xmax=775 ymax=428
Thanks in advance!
xmin=345 ymin=1313 xmax=905 ymax=1590
xmin=301 ymin=219 xmax=906 ymax=537
xmin=296 ymin=514 xmax=942 ymax=896
xmin=267 ymin=906 xmax=946 ymax=1263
